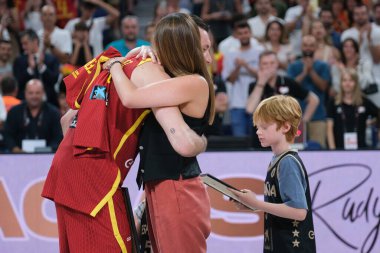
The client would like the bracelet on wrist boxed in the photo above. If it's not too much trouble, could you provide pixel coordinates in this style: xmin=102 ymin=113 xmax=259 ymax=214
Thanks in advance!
xmin=108 ymin=60 xmax=122 ymax=71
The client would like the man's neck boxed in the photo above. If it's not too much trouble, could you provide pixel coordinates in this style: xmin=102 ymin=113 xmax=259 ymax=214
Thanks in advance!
xmin=268 ymin=75 xmax=277 ymax=87
xmin=240 ymin=44 xmax=251 ymax=51
xmin=124 ymin=40 xmax=137 ymax=49
xmin=259 ymin=13 xmax=271 ymax=21
xmin=27 ymin=104 xmax=42 ymax=117
xmin=355 ymin=22 xmax=369 ymax=30
xmin=44 ymin=26 xmax=55 ymax=33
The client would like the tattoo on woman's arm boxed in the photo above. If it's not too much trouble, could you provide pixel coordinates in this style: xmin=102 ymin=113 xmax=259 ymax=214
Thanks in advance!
xmin=170 ymin=128 xmax=176 ymax=134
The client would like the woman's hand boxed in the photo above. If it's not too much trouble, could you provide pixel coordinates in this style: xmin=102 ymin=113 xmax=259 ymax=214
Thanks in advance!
xmin=125 ymin=45 xmax=160 ymax=64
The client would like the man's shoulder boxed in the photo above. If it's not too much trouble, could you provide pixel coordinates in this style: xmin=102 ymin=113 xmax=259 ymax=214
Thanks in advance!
xmin=65 ymin=18 xmax=80 ymax=29
xmin=44 ymin=103 xmax=60 ymax=115
xmin=107 ymin=39 xmax=125 ymax=47
xmin=288 ymin=59 xmax=303 ymax=68
xmin=136 ymin=39 xmax=151 ymax=46
xmin=53 ymin=27 xmax=71 ymax=36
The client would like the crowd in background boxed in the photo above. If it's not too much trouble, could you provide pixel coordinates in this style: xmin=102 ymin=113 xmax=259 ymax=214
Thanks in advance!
xmin=0 ymin=0 xmax=379 ymax=153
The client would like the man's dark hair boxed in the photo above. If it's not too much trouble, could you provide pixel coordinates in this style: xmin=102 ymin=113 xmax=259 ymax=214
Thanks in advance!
xmin=1 ymin=75 xmax=18 ymax=95
xmin=81 ymin=1 xmax=97 ymax=10
xmin=191 ymin=14 xmax=209 ymax=32
xmin=319 ymin=6 xmax=334 ymax=18
xmin=234 ymin=20 xmax=251 ymax=31
xmin=20 ymin=29 xmax=39 ymax=42
xmin=354 ymin=2 xmax=369 ymax=12
xmin=0 ymin=39 xmax=11 ymax=45
xmin=74 ymin=21 xmax=90 ymax=31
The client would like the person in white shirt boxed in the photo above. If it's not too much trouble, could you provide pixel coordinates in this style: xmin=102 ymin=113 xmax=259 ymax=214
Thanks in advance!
xmin=341 ymin=4 xmax=380 ymax=65
xmin=222 ymin=21 xmax=264 ymax=136
xmin=247 ymin=0 xmax=282 ymax=41
xmin=64 ymin=0 xmax=120 ymax=56
xmin=38 ymin=5 xmax=72 ymax=64
xmin=218 ymin=16 xmax=261 ymax=55
xmin=284 ymin=0 xmax=317 ymax=57
xmin=341 ymin=3 xmax=380 ymax=107
xmin=24 ymin=0 xmax=43 ymax=33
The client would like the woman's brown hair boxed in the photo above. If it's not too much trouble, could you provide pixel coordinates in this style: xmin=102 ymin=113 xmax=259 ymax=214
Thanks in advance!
xmin=153 ymin=13 xmax=215 ymax=124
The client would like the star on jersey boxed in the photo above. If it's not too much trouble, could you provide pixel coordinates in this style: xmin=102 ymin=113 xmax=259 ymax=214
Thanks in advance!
xmin=292 ymin=229 xmax=300 ymax=237
xmin=292 ymin=239 xmax=300 ymax=247
xmin=292 ymin=220 xmax=299 ymax=227
xmin=90 ymin=85 xmax=107 ymax=100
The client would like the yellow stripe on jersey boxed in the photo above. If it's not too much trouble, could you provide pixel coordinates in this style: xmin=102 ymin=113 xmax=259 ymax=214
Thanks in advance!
xmin=137 ymin=58 xmax=152 ymax=66
xmin=113 ymin=109 xmax=151 ymax=159
xmin=108 ymin=197 xmax=128 ymax=253
xmin=90 ymin=169 xmax=120 ymax=217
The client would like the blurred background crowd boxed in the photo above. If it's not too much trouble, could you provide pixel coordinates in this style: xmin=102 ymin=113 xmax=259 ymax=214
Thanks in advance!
xmin=0 ymin=0 xmax=379 ymax=153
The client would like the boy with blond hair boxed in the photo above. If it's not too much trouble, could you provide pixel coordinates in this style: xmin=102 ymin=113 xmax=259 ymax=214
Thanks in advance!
xmin=233 ymin=95 xmax=316 ymax=252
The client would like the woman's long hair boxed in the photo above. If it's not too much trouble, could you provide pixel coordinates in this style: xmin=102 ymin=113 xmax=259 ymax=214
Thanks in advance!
xmin=264 ymin=20 xmax=288 ymax=45
xmin=341 ymin=38 xmax=359 ymax=65
xmin=153 ymin=13 xmax=215 ymax=124
xmin=335 ymin=67 xmax=363 ymax=106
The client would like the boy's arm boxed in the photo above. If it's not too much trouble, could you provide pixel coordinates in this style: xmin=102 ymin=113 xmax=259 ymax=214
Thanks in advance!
xmin=232 ymin=190 xmax=307 ymax=221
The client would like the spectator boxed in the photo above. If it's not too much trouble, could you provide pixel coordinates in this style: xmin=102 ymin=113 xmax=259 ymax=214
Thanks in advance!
xmin=64 ymin=0 xmax=120 ymax=56
xmin=262 ymin=20 xmax=295 ymax=75
xmin=374 ymin=2 xmax=380 ymax=27
xmin=38 ymin=5 xmax=72 ymax=64
xmin=0 ymin=39 xmax=12 ymax=78
xmin=318 ymin=6 xmax=341 ymax=49
xmin=201 ymin=0 xmax=242 ymax=44
xmin=310 ymin=20 xmax=340 ymax=64
xmin=23 ymin=0 xmax=44 ymax=33
xmin=0 ymin=0 xmax=20 ymax=60
xmin=331 ymin=0 xmax=349 ymax=33
xmin=246 ymin=51 xmax=319 ymax=148
xmin=70 ymin=21 xmax=93 ymax=68
xmin=327 ymin=68 xmax=378 ymax=149
xmin=3 ymin=79 xmax=62 ymax=153
xmin=106 ymin=16 xmax=150 ymax=56
xmin=218 ymin=15 xmax=261 ymax=56
xmin=341 ymin=3 xmax=380 ymax=108
xmin=247 ymin=0 xmax=282 ymax=42
xmin=331 ymin=38 xmax=374 ymax=97
xmin=13 ymin=29 xmax=60 ymax=107
xmin=287 ymin=35 xmax=331 ymax=148
xmin=341 ymin=3 xmax=380 ymax=65
xmin=52 ymin=0 xmax=77 ymax=28
xmin=1 ymin=75 xmax=20 ymax=112
xmin=144 ymin=22 xmax=156 ymax=44
xmin=284 ymin=0 xmax=317 ymax=57
xmin=152 ymin=1 xmax=168 ymax=25
xmin=57 ymin=79 xmax=68 ymax=116
xmin=222 ymin=21 xmax=263 ymax=136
